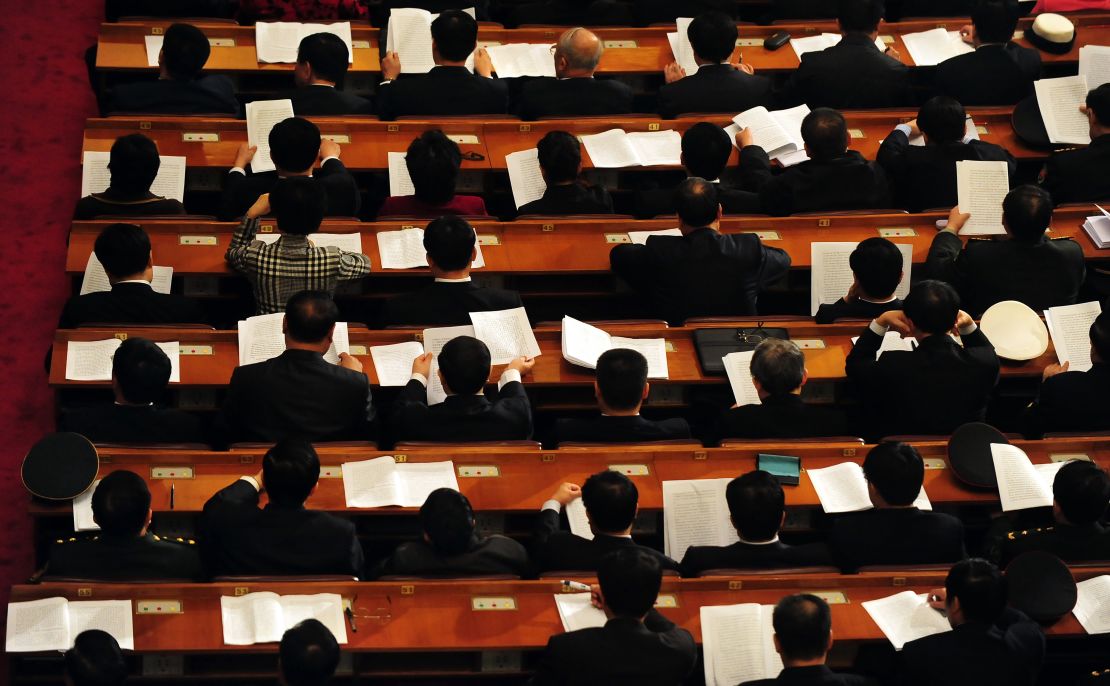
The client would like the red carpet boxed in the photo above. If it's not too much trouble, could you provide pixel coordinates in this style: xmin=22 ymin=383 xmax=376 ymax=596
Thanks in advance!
xmin=0 ymin=0 xmax=103 ymax=646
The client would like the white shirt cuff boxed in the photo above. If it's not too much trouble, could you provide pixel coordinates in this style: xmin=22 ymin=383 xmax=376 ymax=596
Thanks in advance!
xmin=239 ymin=475 xmax=260 ymax=491
xmin=542 ymin=499 xmax=563 ymax=513
xmin=894 ymin=124 xmax=913 ymax=138
xmin=958 ymin=322 xmax=978 ymax=336
xmin=230 ymin=167 xmax=246 ymax=176
xmin=869 ymin=320 xmax=890 ymax=336
xmin=498 ymin=369 xmax=521 ymax=390
xmin=411 ymin=372 xmax=428 ymax=387
xmin=321 ymin=156 xmax=339 ymax=165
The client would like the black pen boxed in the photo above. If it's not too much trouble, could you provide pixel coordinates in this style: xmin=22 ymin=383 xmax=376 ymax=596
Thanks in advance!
xmin=169 ymin=482 xmax=175 ymax=511
xmin=345 ymin=605 xmax=358 ymax=633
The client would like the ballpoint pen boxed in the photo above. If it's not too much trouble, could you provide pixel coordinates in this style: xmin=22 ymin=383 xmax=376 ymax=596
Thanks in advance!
xmin=561 ymin=580 xmax=592 ymax=592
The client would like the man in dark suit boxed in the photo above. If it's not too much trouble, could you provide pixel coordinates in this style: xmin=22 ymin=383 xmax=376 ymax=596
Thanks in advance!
xmin=222 ymin=290 xmax=375 ymax=443
xmin=44 ymin=470 xmax=203 ymax=581
xmin=107 ymin=23 xmax=239 ymax=115
xmin=780 ymin=0 xmax=913 ymax=109
xmin=815 ymin=237 xmax=905 ymax=324
xmin=884 ymin=0 xmax=973 ymax=20
xmin=877 ymin=96 xmax=1017 ymax=212
xmin=531 ymin=548 xmax=697 ymax=686
xmin=372 ymin=488 xmax=531 ymax=577
xmin=1025 ymin=312 xmax=1110 ymax=437
xmin=845 ymin=281 xmax=1000 ymax=437
xmin=390 ymin=337 xmax=534 ymax=442
xmin=59 ymin=338 xmax=207 ymax=445
xmin=280 ymin=620 xmax=341 ymax=686
xmin=532 ymin=472 xmax=680 ymax=573
xmin=219 ymin=117 xmax=361 ymax=221
xmin=934 ymin=0 xmax=1041 ymax=106
xmin=554 ymin=349 xmax=692 ymax=445
xmin=746 ymin=595 xmax=876 ymax=686
xmin=927 ymin=186 xmax=1085 ymax=317
xmin=281 ymin=32 xmax=373 ymax=115
xmin=657 ymin=11 xmax=772 ymax=119
xmin=610 ymin=178 xmax=791 ymax=324
xmin=517 ymin=131 xmax=613 ymax=216
xmin=738 ymin=108 xmax=891 ymax=216
xmin=59 ymin=223 xmax=206 ymax=328
xmin=74 ymin=134 xmax=186 ymax=220
xmin=379 ymin=216 xmax=524 ymax=326
xmin=514 ymin=28 xmax=633 ymax=120
xmin=718 ymin=339 xmax=850 ymax=440
xmin=377 ymin=10 xmax=509 ymax=120
xmin=830 ymin=443 xmax=966 ymax=572
xmin=1000 ymin=460 xmax=1110 ymax=563
xmin=681 ymin=471 xmax=832 ymax=577
xmin=65 ymin=631 xmax=127 ymax=686
xmin=1039 ymin=84 xmax=1110 ymax=204
xmin=901 ymin=559 xmax=1045 ymax=686
xmin=202 ymin=439 xmax=364 ymax=577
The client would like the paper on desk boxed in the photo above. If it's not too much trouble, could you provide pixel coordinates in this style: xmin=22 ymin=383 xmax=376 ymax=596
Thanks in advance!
xmin=144 ymin=34 xmax=163 ymax=67
xmin=791 ymin=32 xmax=886 ymax=59
xmin=159 ymin=341 xmax=182 ymax=383
xmin=701 ymin=603 xmax=782 ymax=686
xmin=808 ymin=462 xmax=931 ymax=513
xmin=666 ymin=17 xmax=699 ymax=76
xmin=386 ymin=7 xmax=476 ymax=74
xmin=506 ymin=148 xmax=547 ymax=209
xmin=628 ymin=228 xmax=682 ymax=244
xmin=81 ymin=150 xmax=186 ymax=204
xmin=370 ymin=341 xmax=426 ymax=386
xmin=852 ymin=331 xmax=919 ymax=360
xmin=486 ymin=43 xmax=556 ymax=78
xmin=81 ymin=253 xmax=173 ymax=296
xmin=72 ymin=480 xmax=100 ymax=532
xmin=909 ymin=117 xmax=978 ymax=147
xmin=565 ymin=496 xmax=593 ymax=539
xmin=662 ymin=478 xmax=737 ymax=561
xmin=65 ymin=339 xmax=179 ymax=382
xmin=1046 ymin=301 xmax=1102 ymax=372
xmin=561 ymin=316 xmax=668 ymax=379
xmin=991 ymin=443 xmax=1064 ymax=511
xmin=256 ymin=22 xmax=353 ymax=64
xmin=554 ymin=593 xmax=607 ymax=632
xmin=6 ymin=598 xmax=134 ymax=653
xmin=342 ymin=455 xmax=458 ymax=507
xmin=732 ymin=106 xmax=805 ymax=159
xmin=1080 ymin=45 xmax=1110 ymax=89
xmin=956 ymin=160 xmax=1010 ymax=235
xmin=387 ymin=151 xmax=415 ymax=197
xmin=626 ymin=130 xmax=682 ymax=166
xmin=69 ymin=601 xmax=135 ymax=651
xmin=1036 ymin=76 xmax=1092 ymax=146
xmin=376 ymin=227 xmax=484 ymax=270
xmin=254 ymin=232 xmax=364 ymax=253
xmin=810 ymin=242 xmax=911 ymax=316
xmin=580 ymin=129 xmax=641 ymax=168
xmin=722 ymin=351 xmax=761 ymax=407
xmin=901 ymin=28 xmax=973 ymax=66
xmin=238 ymin=313 xmax=349 ymax=365
xmin=221 ymin=592 xmax=347 ymax=645
xmin=1074 ymin=575 xmax=1110 ymax=634
xmin=470 ymin=307 xmax=541 ymax=364
xmin=862 ymin=591 xmax=951 ymax=651
xmin=246 ymin=99 xmax=295 ymax=174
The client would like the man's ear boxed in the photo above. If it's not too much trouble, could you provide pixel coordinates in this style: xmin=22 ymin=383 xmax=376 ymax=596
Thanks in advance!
xmin=772 ymin=634 xmax=783 ymax=655
xmin=641 ymin=382 xmax=650 ymax=400
xmin=281 ymin=316 xmax=288 ymax=335
xmin=593 ymin=380 xmax=602 ymax=400
xmin=147 ymin=251 xmax=154 ymax=268
xmin=826 ymin=630 xmax=834 ymax=652
xmin=800 ymin=368 xmax=809 ymax=388
xmin=716 ymin=203 xmax=724 ymax=223
xmin=898 ymin=269 xmax=905 ymax=285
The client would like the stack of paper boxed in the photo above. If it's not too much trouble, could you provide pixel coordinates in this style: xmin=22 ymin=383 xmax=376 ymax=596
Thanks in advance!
xmin=900 ymin=28 xmax=973 ymax=66
xmin=341 ymin=455 xmax=459 ymax=507
xmin=376 ymin=227 xmax=485 ymax=270
xmin=851 ymin=332 xmax=918 ymax=360
xmin=701 ymin=604 xmax=782 ymax=686
xmin=810 ymin=242 xmax=912 ymax=316
xmin=1083 ymin=205 xmax=1110 ymax=248
xmin=254 ymin=232 xmax=364 ymax=253
xmin=80 ymin=253 xmax=172 ymax=296
xmin=791 ymin=33 xmax=886 ymax=59
xmin=73 ymin=480 xmax=100 ymax=532
xmin=628 ymin=228 xmax=682 ymax=244
xmin=580 ymin=129 xmax=682 ymax=168
xmin=729 ymin=105 xmax=811 ymax=163
xmin=237 ymin=312 xmax=349 ymax=366
xmin=66 ymin=339 xmax=181 ymax=382
xmin=1046 ymin=301 xmax=1103 ymax=371
xmin=221 ymin=592 xmax=347 ymax=645
xmin=991 ymin=443 xmax=1070 ymax=511
xmin=81 ymin=150 xmax=186 ymax=203
xmin=387 ymin=152 xmax=415 ymax=197
xmin=1035 ymin=76 xmax=1092 ymax=146
xmin=6 ymin=598 xmax=134 ymax=652
xmin=667 ymin=17 xmax=699 ymax=75
xmin=245 ymin=99 xmax=296 ymax=173
xmin=485 ymin=43 xmax=556 ymax=77
xmin=722 ymin=351 xmax=762 ymax=407
xmin=561 ymin=316 xmax=669 ymax=379
xmin=554 ymin=593 xmax=607 ymax=632
xmin=386 ymin=8 xmax=476 ymax=74
xmin=1074 ymin=575 xmax=1110 ymax=634
xmin=956 ymin=160 xmax=1010 ymax=235
xmin=661 ymin=478 xmax=738 ymax=561
xmin=861 ymin=591 xmax=951 ymax=650
xmin=506 ymin=148 xmax=547 ymax=210
xmin=255 ymin=22 xmax=353 ymax=63
xmin=1080 ymin=45 xmax=1110 ymax=89
xmin=807 ymin=462 xmax=932 ymax=513
xmin=369 ymin=341 xmax=426 ymax=386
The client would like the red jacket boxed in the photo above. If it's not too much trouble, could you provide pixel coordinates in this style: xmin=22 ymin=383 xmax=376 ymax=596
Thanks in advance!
xmin=377 ymin=194 xmax=488 ymax=219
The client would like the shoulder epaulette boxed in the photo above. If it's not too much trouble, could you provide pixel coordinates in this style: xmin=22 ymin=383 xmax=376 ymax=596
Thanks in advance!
xmin=1007 ymin=526 xmax=1054 ymax=540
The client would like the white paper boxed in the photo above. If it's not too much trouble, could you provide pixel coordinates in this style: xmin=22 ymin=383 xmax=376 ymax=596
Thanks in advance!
xmin=810 ymin=242 xmax=911 ymax=316
xmin=80 ymin=253 xmax=172 ymax=296
xmin=221 ymin=592 xmax=347 ymax=646
xmin=1080 ymin=45 xmax=1110 ymax=89
xmin=580 ymin=129 xmax=642 ymax=168
xmin=256 ymin=22 xmax=353 ymax=64
xmin=370 ymin=341 xmax=425 ymax=386
xmin=423 ymin=324 xmax=475 ymax=405
xmin=561 ymin=316 xmax=667 ymax=379
xmin=72 ymin=480 xmax=100 ymax=532
xmin=667 ymin=17 xmax=699 ymax=76
xmin=144 ymin=35 xmax=163 ymax=67
xmin=862 ymin=591 xmax=951 ymax=651
xmin=486 ymin=43 xmax=556 ymax=78
xmin=6 ymin=598 xmax=135 ymax=653
xmin=768 ymin=104 xmax=811 ymax=164
xmin=342 ymin=455 xmax=459 ymax=508
xmin=611 ymin=337 xmax=669 ymax=380
xmin=387 ymin=151 xmax=415 ymax=197
xmin=506 ymin=148 xmax=547 ymax=210
xmin=1074 ymin=575 xmax=1110 ymax=635
xmin=554 ymin=593 xmax=607 ymax=632
xmin=852 ymin=331 xmax=919 ymax=360
xmin=722 ymin=351 xmax=761 ymax=407
xmin=732 ymin=106 xmax=797 ymax=158
xmin=377 ymin=227 xmax=429 ymax=269
xmin=565 ymin=497 xmax=593 ymax=540
xmin=1084 ymin=213 xmax=1110 ymax=248
xmin=791 ymin=32 xmax=885 ymax=59
xmin=65 ymin=339 xmax=122 ymax=381
xmin=68 ymin=601 xmax=135 ymax=651
xmin=1036 ymin=76 xmax=1092 ymax=146
xmin=662 ymin=478 xmax=737 ymax=561
xmin=808 ymin=462 xmax=930 ymax=513
xmin=701 ymin=604 xmax=782 ymax=686
xmin=991 ymin=443 xmax=1056 ymax=511
xmin=238 ymin=313 xmax=348 ymax=366
xmin=901 ymin=28 xmax=973 ymax=66
xmin=157 ymin=341 xmax=181 ymax=383
xmin=469 ymin=307 xmax=541 ymax=364
xmin=909 ymin=117 xmax=978 ymax=147
xmin=628 ymin=228 xmax=682 ymax=245
xmin=81 ymin=150 xmax=186 ymax=203
xmin=245 ymin=100 xmax=295 ymax=174
xmin=956 ymin=160 xmax=1010 ymax=235
xmin=626 ymin=131 xmax=682 ymax=166
xmin=386 ymin=7 xmax=476 ymax=74
xmin=1046 ymin=301 xmax=1102 ymax=372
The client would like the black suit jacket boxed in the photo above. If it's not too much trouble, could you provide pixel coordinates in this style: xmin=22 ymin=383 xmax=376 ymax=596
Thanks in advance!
xmin=718 ymin=394 xmax=850 ymax=440
xmin=830 ymin=507 xmax=966 ymax=572
xmin=73 ymin=191 xmax=185 ymax=220
xmin=783 ymin=33 xmax=913 ymax=109
xmin=1001 ymin=520 xmax=1110 ymax=565
xmin=845 ymin=326 xmax=1000 ymax=438
xmin=377 ymin=66 xmax=509 ymax=120
xmin=379 ymin=281 xmax=524 ymax=327
xmin=108 ymin=75 xmax=239 ymax=115
xmin=218 ymin=158 xmax=361 ymax=221
xmin=532 ymin=508 xmax=680 ymax=573
xmin=657 ymin=64 xmax=772 ymax=119
xmin=746 ymin=665 xmax=877 ymax=686
xmin=372 ymin=535 xmax=531 ymax=578
xmin=222 ymin=349 xmax=374 ymax=443
xmin=46 ymin=533 xmax=204 ymax=581
xmin=609 ymin=227 xmax=791 ymax=324
xmin=1040 ymin=134 xmax=1110 ymax=205
xmin=934 ymin=43 xmax=1042 ymax=106
xmin=390 ymin=378 xmax=533 ymax=442
xmin=815 ymin=297 xmax=903 ymax=324
xmin=883 ymin=0 xmax=973 ymax=20
xmin=59 ymin=403 xmax=207 ymax=445
xmin=925 ymin=232 xmax=1085 ymax=318
xmin=58 ymin=282 xmax=206 ymax=328
xmin=515 ymin=77 xmax=633 ymax=120
xmin=634 ymin=180 xmax=761 ymax=219
xmin=1025 ymin=363 xmax=1110 ymax=437
xmin=531 ymin=611 xmax=697 ymax=686
xmin=877 ymin=129 xmax=1017 ymax=212
xmin=281 ymin=84 xmax=374 ymax=116
xmin=201 ymin=479 xmax=364 ymax=577
xmin=741 ymin=147 xmax=891 ymax=216
xmin=554 ymin=415 xmax=692 ymax=445
xmin=900 ymin=609 xmax=1044 ymax=686
xmin=518 ymin=183 xmax=614 ymax=216
xmin=680 ymin=539 xmax=832 ymax=577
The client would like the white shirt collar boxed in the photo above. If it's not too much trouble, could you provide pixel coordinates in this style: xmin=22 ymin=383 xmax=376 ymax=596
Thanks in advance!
xmin=859 ymin=294 xmax=898 ymax=304
xmin=738 ymin=535 xmax=780 ymax=545
xmin=115 ymin=279 xmax=152 ymax=286
xmin=434 ymin=276 xmax=472 ymax=283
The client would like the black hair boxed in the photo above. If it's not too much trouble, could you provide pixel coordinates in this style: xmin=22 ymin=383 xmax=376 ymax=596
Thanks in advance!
xmin=918 ymin=96 xmax=967 ymax=145
xmin=280 ymin=619 xmax=341 ymax=686
xmin=284 ymin=290 xmax=338 ymax=344
xmin=1054 ymin=460 xmax=1110 ymax=525
xmin=65 ymin=630 xmax=127 ymax=686
xmin=772 ymin=594 xmax=832 ymax=661
xmin=582 ymin=470 xmax=638 ymax=533
xmin=681 ymin=123 xmax=733 ymax=180
xmin=431 ymin=10 xmax=478 ymax=62
xmin=297 ymin=32 xmax=350 ymax=83
xmin=1002 ymin=185 xmax=1052 ymax=243
xmin=750 ymin=338 xmax=805 ymax=396
xmin=850 ymin=237 xmax=904 ymax=299
xmin=971 ymin=0 xmax=1020 ymax=44
xmin=94 ymin=223 xmax=150 ymax=279
xmin=113 ymin=337 xmax=171 ymax=404
xmin=262 ymin=438 xmax=321 ymax=508
xmin=108 ymin=134 xmax=161 ymax=195
xmin=725 ymin=470 xmax=785 ymax=541
xmin=687 ymin=11 xmax=738 ymax=63
xmin=801 ymin=108 xmax=849 ymax=160
xmin=1087 ymin=84 xmax=1110 ymax=127
xmin=946 ymin=558 xmax=1006 ymax=623
xmin=424 ymin=215 xmax=476 ymax=271
xmin=270 ymin=177 xmax=326 ymax=235
xmin=269 ymin=117 xmax=322 ymax=173
xmin=863 ymin=441 xmax=924 ymax=506
xmin=406 ymin=130 xmax=462 ymax=205
xmin=595 ymin=348 xmax=648 ymax=411
xmin=536 ymin=131 xmax=582 ymax=184
xmin=597 ymin=548 xmax=661 ymax=618
xmin=419 ymin=488 xmax=476 ymax=556
xmin=1093 ymin=311 xmax=1110 ymax=362
xmin=675 ymin=177 xmax=719 ymax=227
xmin=438 ymin=336 xmax=491 ymax=395
xmin=903 ymin=279 xmax=960 ymax=336
xmin=92 ymin=470 xmax=151 ymax=537
xmin=162 ymin=23 xmax=211 ymax=80
xmin=837 ymin=0 xmax=884 ymax=33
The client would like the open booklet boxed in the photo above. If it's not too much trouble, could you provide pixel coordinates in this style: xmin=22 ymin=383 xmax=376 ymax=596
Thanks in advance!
xmin=1035 ymin=75 xmax=1092 ymax=146
xmin=256 ymin=22 xmax=353 ymax=63
xmin=667 ymin=17 xmax=699 ymax=75
xmin=861 ymin=591 xmax=951 ymax=651
xmin=561 ymin=316 xmax=669 ymax=379
xmin=245 ymin=99 xmax=295 ymax=173
xmin=727 ymin=105 xmax=811 ymax=165
xmin=810 ymin=242 xmax=912 ymax=316
xmin=661 ymin=478 xmax=738 ymax=561
xmin=376 ymin=227 xmax=485 ymax=270
xmin=341 ymin=455 xmax=459 ymax=507
xmin=1083 ymin=205 xmax=1110 ymax=249
xmin=701 ymin=604 xmax=782 ymax=686
xmin=470 ymin=307 xmax=542 ymax=364
xmin=554 ymin=593 xmax=607 ymax=632
xmin=956 ymin=160 xmax=1010 ymax=235
xmin=807 ymin=462 xmax=931 ymax=513
xmin=1080 ymin=45 xmax=1110 ymax=89
xmin=1074 ymin=575 xmax=1110 ymax=635
xmin=386 ymin=7 xmax=476 ymax=74
xmin=579 ymin=129 xmax=682 ymax=168
xmin=81 ymin=150 xmax=186 ymax=203
xmin=237 ymin=312 xmax=349 ymax=366
xmin=81 ymin=253 xmax=172 ymax=296
xmin=722 ymin=351 xmax=761 ymax=407
xmin=221 ymin=592 xmax=347 ymax=646
xmin=990 ymin=443 xmax=1070 ymax=511
xmin=506 ymin=148 xmax=547 ymax=210
xmin=900 ymin=28 xmax=973 ymax=66
xmin=66 ymin=339 xmax=180 ymax=382
xmin=791 ymin=33 xmax=886 ymax=59
xmin=486 ymin=43 xmax=556 ymax=78
xmin=6 ymin=598 xmax=134 ymax=652
xmin=1046 ymin=301 xmax=1103 ymax=372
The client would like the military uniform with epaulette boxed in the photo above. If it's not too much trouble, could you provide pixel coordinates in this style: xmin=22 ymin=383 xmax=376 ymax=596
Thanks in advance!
xmin=1039 ymin=135 xmax=1110 ymax=205
xmin=44 ymin=532 xmax=204 ymax=581
xmin=1001 ymin=522 xmax=1110 ymax=566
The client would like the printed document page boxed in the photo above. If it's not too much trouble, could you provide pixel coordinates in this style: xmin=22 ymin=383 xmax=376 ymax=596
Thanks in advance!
xmin=811 ymin=242 xmax=911 ymax=316
xmin=991 ymin=443 xmax=1054 ymax=511
xmin=370 ymin=341 xmax=426 ymax=386
xmin=81 ymin=253 xmax=172 ymax=296
xmin=246 ymin=100 xmax=295 ymax=173
xmin=554 ymin=593 xmax=607 ymax=632
xmin=81 ymin=150 xmax=186 ymax=203
xmin=506 ymin=148 xmax=547 ymax=209
xmin=1035 ymin=76 xmax=1092 ymax=145
xmin=701 ymin=604 xmax=782 ymax=686
xmin=470 ymin=307 xmax=541 ymax=364
xmin=486 ymin=43 xmax=556 ymax=78
xmin=1080 ymin=45 xmax=1110 ymax=88
xmin=722 ymin=351 xmax=761 ymax=407
xmin=387 ymin=151 xmax=416 ymax=197
xmin=1074 ymin=575 xmax=1110 ymax=635
xmin=956 ymin=160 xmax=1010 ymax=235
xmin=862 ymin=591 xmax=951 ymax=650
xmin=662 ymin=478 xmax=736 ymax=561
xmin=1046 ymin=301 xmax=1102 ymax=372
xmin=667 ymin=17 xmax=699 ymax=75
xmin=580 ymin=129 xmax=641 ymax=168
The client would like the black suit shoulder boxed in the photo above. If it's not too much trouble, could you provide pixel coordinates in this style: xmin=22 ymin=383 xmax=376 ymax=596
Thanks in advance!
xmin=283 ymin=85 xmax=374 ymax=116
xmin=377 ymin=68 xmax=508 ymax=120
xmin=516 ymin=77 xmax=633 ymax=120
xmin=59 ymin=404 xmax=207 ymax=445
xmin=815 ymin=298 xmax=902 ymax=324
xmin=59 ymin=286 xmax=207 ymax=329
xmin=109 ymin=75 xmax=239 ymax=115
xmin=657 ymin=65 xmax=772 ymax=119
xmin=553 ymin=415 xmax=692 ymax=445
xmin=46 ymin=533 xmax=204 ymax=581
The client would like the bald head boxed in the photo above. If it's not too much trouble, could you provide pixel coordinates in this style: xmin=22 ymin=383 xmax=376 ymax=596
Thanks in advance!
xmin=555 ymin=27 xmax=603 ymax=77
